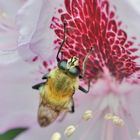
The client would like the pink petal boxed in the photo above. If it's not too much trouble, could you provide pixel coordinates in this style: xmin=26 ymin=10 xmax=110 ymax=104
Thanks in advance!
xmin=0 ymin=1 xmax=21 ymax=64
xmin=0 ymin=0 xmax=140 ymax=140
xmin=110 ymin=0 xmax=140 ymax=65
xmin=16 ymin=0 xmax=63 ymax=62
xmin=0 ymin=59 xmax=40 ymax=133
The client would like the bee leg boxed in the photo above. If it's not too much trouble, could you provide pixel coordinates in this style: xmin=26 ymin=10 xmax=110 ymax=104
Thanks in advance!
xmin=71 ymin=105 xmax=75 ymax=113
xmin=58 ymin=111 xmax=68 ymax=122
xmin=78 ymin=80 xmax=90 ymax=94
xmin=68 ymin=98 xmax=75 ymax=113
xmin=58 ymin=99 xmax=75 ymax=122
xmin=32 ymin=82 xmax=46 ymax=90
xmin=42 ymin=73 xmax=48 ymax=80
xmin=58 ymin=103 xmax=75 ymax=122
xmin=70 ymin=100 xmax=75 ymax=113
xmin=56 ymin=22 xmax=66 ymax=62
xmin=80 ymin=47 xmax=93 ymax=78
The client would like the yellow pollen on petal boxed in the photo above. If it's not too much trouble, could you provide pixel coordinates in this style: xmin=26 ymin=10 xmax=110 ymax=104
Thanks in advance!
xmin=137 ymin=130 xmax=140 ymax=136
xmin=51 ymin=132 xmax=61 ymax=140
xmin=0 ymin=10 xmax=7 ymax=18
xmin=1 ymin=12 xmax=7 ymax=18
xmin=83 ymin=110 xmax=93 ymax=120
xmin=64 ymin=125 xmax=76 ymax=137
xmin=112 ymin=115 xmax=119 ymax=123
xmin=112 ymin=115 xmax=124 ymax=126
xmin=118 ymin=119 xmax=124 ymax=126
xmin=104 ymin=113 xmax=113 ymax=120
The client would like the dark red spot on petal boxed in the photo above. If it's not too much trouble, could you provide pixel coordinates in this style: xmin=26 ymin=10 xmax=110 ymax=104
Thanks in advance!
xmin=58 ymin=9 xmax=63 ymax=13
xmin=32 ymin=56 xmax=38 ymax=62
xmin=43 ymin=61 xmax=48 ymax=68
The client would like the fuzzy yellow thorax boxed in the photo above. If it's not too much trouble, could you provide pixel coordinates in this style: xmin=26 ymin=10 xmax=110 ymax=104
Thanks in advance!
xmin=41 ymin=68 xmax=78 ymax=107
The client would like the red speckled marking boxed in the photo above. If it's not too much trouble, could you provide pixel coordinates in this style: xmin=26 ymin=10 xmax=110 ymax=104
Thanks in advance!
xmin=32 ymin=56 xmax=38 ymax=62
xmin=51 ymin=0 xmax=140 ymax=80
xmin=43 ymin=61 xmax=48 ymax=68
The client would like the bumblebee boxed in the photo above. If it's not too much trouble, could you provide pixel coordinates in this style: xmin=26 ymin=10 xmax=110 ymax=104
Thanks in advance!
xmin=32 ymin=23 xmax=93 ymax=127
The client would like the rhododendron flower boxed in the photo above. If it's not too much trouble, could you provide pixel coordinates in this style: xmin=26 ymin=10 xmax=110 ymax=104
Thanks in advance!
xmin=0 ymin=0 xmax=140 ymax=140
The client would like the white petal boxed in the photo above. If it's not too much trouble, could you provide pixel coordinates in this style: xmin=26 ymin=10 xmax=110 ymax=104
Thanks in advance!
xmin=0 ymin=58 xmax=40 ymax=132
xmin=16 ymin=0 xmax=64 ymax=62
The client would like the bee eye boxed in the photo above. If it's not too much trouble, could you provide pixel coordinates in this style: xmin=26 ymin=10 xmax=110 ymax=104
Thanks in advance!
xmin=69 ymin=67 xmax=80 ymax=77
xmin=58 ymin=60 xmax=67 ymax=70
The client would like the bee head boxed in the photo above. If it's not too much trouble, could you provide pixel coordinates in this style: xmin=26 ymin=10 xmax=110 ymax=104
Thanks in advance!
xmin=58 ymin=56 xmax=80 ymax=77
xmin=67 ymin=56 xmax=79 ymax=69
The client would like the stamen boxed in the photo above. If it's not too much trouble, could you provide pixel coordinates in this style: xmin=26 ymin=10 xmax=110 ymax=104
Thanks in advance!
xmin=137 ymin=130 xmax=140 ymax=136
xmin=64 ymin=125 xmax=76 ymax=137
xmin=104 ymin=114 xmax=124 ymax=126
xmin=83 ymin=110 xmax=93 ymax=120
xmin=104 ymin=113 xmax=113 ymax=120
xmin=51 ymin=132 xmax=61 ymax=140
xmin=0 ymin=11 xmax=7 ymax=18
xmin=112 ymin=115 xmax=124 ymax=126
xmin=1 ymin=12 xmax=7 ymax=18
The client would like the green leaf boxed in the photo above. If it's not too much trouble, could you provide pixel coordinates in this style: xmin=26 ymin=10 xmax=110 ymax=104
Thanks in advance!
xmin=0 ymin=127 xmax=28 ymax=140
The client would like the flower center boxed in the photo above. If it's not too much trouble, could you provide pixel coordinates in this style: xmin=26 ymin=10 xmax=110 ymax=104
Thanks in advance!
xmin=51 ymin=0 xmax=140 ymax=81
xmin=100 ymin=93 xmax=124 ymax=126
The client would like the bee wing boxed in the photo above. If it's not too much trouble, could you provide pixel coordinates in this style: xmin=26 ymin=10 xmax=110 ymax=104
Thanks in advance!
xmin=32 ymin=82 xmax=46 ymax=90
xmin=38 ymin=100 xmax=60 ymax=127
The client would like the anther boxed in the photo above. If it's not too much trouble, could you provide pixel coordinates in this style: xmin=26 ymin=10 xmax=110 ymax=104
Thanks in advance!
xmin=64 ymin=125 xmax=76 ymax=137
xmin=83 ymin=110 xmax=93 ymax=120
xmin=51 ymin=132 xmax=61 ymax=140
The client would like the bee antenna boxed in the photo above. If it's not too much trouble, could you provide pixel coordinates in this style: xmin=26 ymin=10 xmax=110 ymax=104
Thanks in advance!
xmin=56 ymin=22 xmax=66 ymax=62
